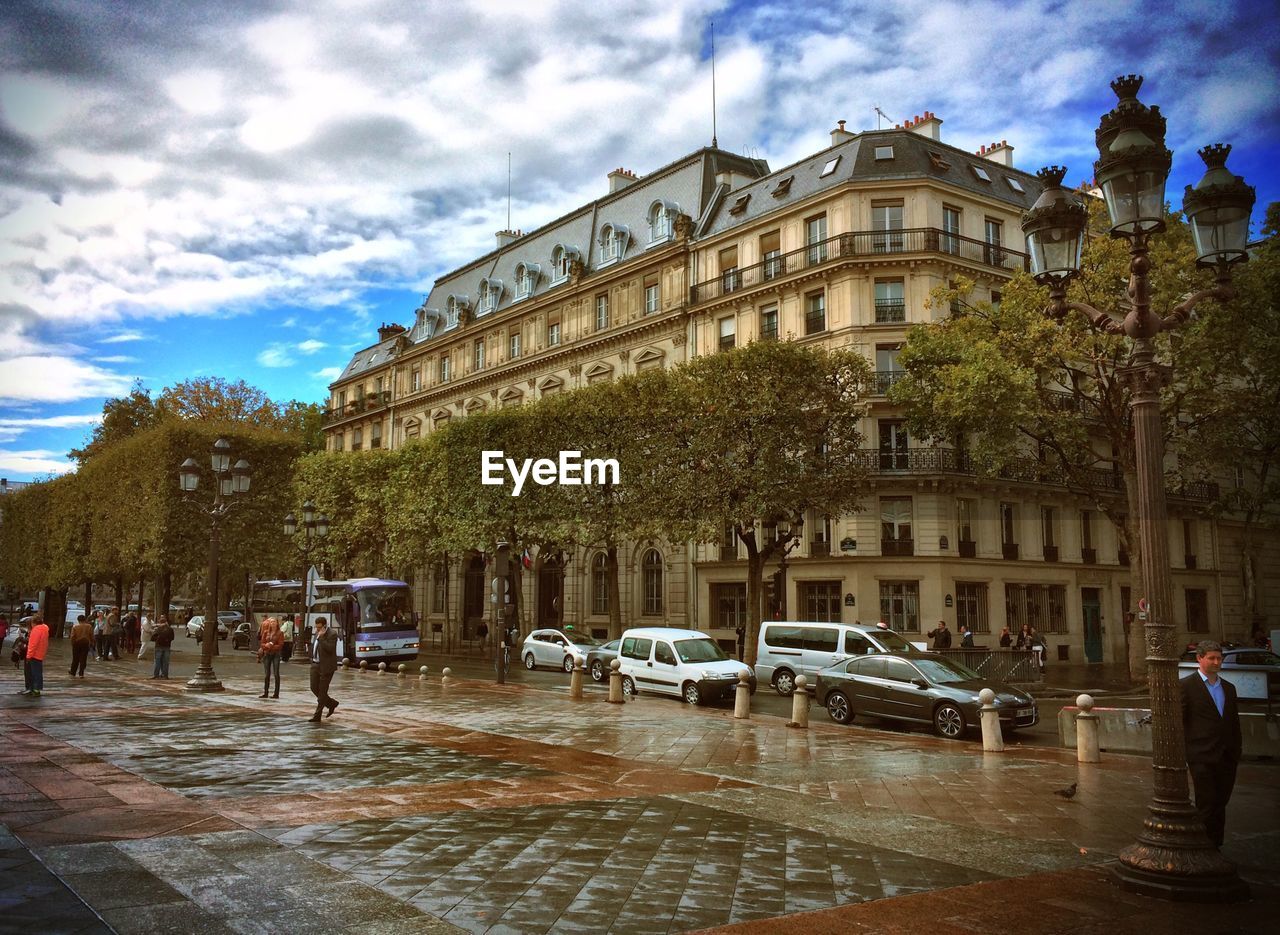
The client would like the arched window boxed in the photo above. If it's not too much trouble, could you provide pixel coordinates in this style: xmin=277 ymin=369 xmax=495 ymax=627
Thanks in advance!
xmin=648 ymin=201 xmax=677 ymax=244
xmin=514 ymin=263 xmax=539 ymax=299
xmin=642 ymin=549 xmax=663 ymax=615
xmin=592 ymin=552 xmax=609 ymax=615
xmin=598 ymin=223 xmax=629 ymax=265
xmin=550 ymin=245 xmax=567 ymax=282
xmin=478 ymin=278 xmax=501 ymax=314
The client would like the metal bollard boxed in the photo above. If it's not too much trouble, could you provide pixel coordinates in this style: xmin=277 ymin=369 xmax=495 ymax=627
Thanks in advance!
xmin=607 ymin=658 xmax=624 ymax=704
xmin=359 ymin=659 xmax=368 ymax=671
xmin=733 ymin=671 xmax=751 ymax=719
xmin=441 ymin=666 xmax=452 ymax=686
xmin=378 ymin=662 xmax=387 ymax=674
xmin=1075 ymin=693 xmax=1100 ymax=763
xmin=979 ymin=688 xmax=1005 ymax=752
xmin=419 ymin=665 xmax=429 ymax=682
xmin=569 ymin=654 xmax=584 ymax=699
xmin=397 ymin=663 xmax=407 ymax=678
xmin=788 ymin=675 xmax=809 ymax=728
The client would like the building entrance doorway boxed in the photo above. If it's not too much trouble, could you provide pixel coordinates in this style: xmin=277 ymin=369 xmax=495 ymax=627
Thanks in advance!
xmin=463 ymin=555 xmax=486 ymax=640
xmin=1081 ymin=587 xmax=1103 ymax=663
xmin=538 ymin=554 xmax=563 ymax=629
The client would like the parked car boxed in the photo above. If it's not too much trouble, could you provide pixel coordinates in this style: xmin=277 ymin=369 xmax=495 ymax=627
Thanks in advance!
xmin=815 ymin=652 xmax=1037 ymax=739
xmin=231 ymin=622 xmax=252 ymax=650
xmin=185 ymin=615 xmax=229 ymax=640
xmin=217 ymin=610 xmax=244 ymax=626
xmin=756 ymin=621 xmax=920 ymax=696
xmin=1178 ymin=646 xmax=1280 ymax=701
xmin=521 ymin=628 xmax=601 ymax=672
xmin=617 ymin=627 xmax=755 ymax=705
xmin=585 ymin=639 xmax=621 ymax=682
xmin=1178 ymin=646 xmax=1279 ymax=669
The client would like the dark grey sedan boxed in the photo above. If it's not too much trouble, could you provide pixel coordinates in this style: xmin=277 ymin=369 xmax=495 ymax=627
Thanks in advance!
xmin=585 ymin=639 xmax=621 ymax=682
xmin=815 ymin=653 xmax=1038 ymax=739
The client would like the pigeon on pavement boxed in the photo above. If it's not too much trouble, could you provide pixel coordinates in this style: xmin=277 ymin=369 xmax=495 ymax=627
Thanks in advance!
xmin=1054 ymin=782 xmax=1078 ymax=800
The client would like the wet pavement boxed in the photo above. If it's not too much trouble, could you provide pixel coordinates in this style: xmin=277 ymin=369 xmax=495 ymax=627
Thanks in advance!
xmin=1 ymin=642 xmax=1276 ymax=934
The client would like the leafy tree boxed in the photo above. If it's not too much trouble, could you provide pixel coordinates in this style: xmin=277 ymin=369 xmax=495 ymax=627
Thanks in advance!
xmin=280 ymin=400 xmax=328 ymax=453
xmin=157 ymin=377 xmax=282 ymax=424
xmin=292 ymin=448 xmax=400 ymax=578
xmin=70 ymin=380 xmax=160 ymax=464
xmin=677 ymin=340 xmax=874 ymax=665
xmin=892 ymin=201 xmax=1213 ymax=682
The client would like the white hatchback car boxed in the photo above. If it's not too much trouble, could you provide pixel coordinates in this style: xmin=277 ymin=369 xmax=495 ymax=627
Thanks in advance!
xmin=617 ymin=627 xmax=756 ymax=705
xmin=521 ymin=628 xmax=601 ymax=672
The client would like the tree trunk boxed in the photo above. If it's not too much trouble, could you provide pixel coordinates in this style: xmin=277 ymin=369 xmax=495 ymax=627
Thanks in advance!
xmin=43 ymin=587 xmax=67 ymax=638
xmin=158 ymin=570 xmax=172 ymax=625
xmin=743 ymin=538 xmax=764 ymax=667
xmin=606 ymin=544 xmax=623 ymax=640
xmin=114 ymin=575 xmax=123 ymax=613
xmin=137 ymin=577 xmax=146 ymax=618
xmin=82 ymin=580 xmax=92 ymax=618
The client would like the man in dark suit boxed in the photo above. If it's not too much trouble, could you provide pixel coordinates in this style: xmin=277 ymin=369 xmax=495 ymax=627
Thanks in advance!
xmin=1180 ymin=640 xmax=1242 ymax=847
xmin=308 ymin=616 xmax=339 ymax=723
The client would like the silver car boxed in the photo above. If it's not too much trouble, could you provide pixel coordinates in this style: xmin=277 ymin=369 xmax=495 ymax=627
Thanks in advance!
xmin=185 ymin=615 xmax=229 ymax=640
xmin=520 ymin=628 xmax=601 ymax=672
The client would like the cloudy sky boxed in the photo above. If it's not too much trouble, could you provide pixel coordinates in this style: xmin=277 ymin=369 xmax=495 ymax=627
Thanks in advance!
xmin=1 ymin=0 xmax=1276 ymax=481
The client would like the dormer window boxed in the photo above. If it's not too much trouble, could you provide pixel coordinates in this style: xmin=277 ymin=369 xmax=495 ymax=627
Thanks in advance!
xmin=772 ymin=176 xmax=794 ymax=197
xmin=514 ymin=263 xmax=539 ymax=299
xmin=647 ymin=200 xmax=678 ymax=244
xmin=971 ymin=165 xmax=992 ymax=183
xmin=1006 ymin=177 xmax=1025 ymax=194
xmin=873 ymin=145 xmax=894 ymax=161
xmin=445 ymin=294 xmax=468 ymax=327
xmin=820 ymin=155 xmax=841 ymax=177
xmin=478 ymin=278 xmax=502 ymax=314
xmin=728 ymin=194 xmax=751 ymax=215
xmin=550 ymin=244 xmax=580 ymax=283
xmin=598 ymin=224 xmax=629 ymax=265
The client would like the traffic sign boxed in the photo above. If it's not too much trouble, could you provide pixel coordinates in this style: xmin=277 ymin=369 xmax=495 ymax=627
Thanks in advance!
xmin=1137 ymin=597 xmax=1149 ymax=613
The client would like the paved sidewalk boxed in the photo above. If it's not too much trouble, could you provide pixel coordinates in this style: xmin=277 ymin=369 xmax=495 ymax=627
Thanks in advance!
xmin=0 ymin=643 xmax=1276 ymax=934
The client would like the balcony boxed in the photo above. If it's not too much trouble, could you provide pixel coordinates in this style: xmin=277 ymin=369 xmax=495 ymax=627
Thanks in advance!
xmin=1002 ymin=543 xmax=1020 ymax=560
xmin=959 ymin=540 xmax=977 ymax=558
xmin=810 ymin=541 xmax=831 ymax=557
xmin=871 ymin=370 xmax=907 ymax=395
xmin=1043 ymin=545 xmax=1059 ymax=562
xmin=323 ymin=390 xmax=392 ymax=427
xmin=881 ymin=538 xmax=915 ymax=557
xmin=1081 ymin=547 xmax=1097 ymax=564
xmin=689 ymin=227 xmax=1030 ymax=305
xmin=874 ymin=300 xmax=906 ymax=323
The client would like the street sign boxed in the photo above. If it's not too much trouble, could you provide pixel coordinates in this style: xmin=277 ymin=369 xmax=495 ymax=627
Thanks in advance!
xmin=490 ymin=577 xmax=510 ymax=604
xmin=1137 ymin=597 xmax=1149 ymax=613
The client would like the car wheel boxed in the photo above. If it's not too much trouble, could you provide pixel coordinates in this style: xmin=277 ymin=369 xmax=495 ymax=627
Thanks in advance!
xmin=682 ymin=681 xmax=702 ymax=705
xmin=773 ymin=669 xmax=796 ymax=697
xmin=523 ymin=653 xmax=536 ymax=670
xmin=826 ymin=691 xmax=853 ymax=724
xmin=590 ymin=660 xmax=605 ymax=682
xmin=622 ymin=675 xmax=636 ymax=697
xmin=562 ymin=655 xmax=575 ymax=673
xmin=933 ymin=702 xmax=966 ymax=739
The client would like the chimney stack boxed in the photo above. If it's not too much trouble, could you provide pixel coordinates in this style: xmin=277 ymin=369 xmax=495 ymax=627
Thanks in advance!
xmin=903 ymin=110 xmax=943 ymax=141
xmin=830 ymin=119 xmax=854 ymax=146
xmin=978 ymin=139 xmax=1015 ymax=167
xmin=496 ymin=229 xmax=522 ymax=248
xmin=377 ymin=322 xmax=407 ymax=342
xmin=608 ymin=167 xmax=638 ymax=193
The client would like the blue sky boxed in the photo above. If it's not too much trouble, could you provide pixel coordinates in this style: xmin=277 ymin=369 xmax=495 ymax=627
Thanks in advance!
xmin=1 ymin=0 xmax=1277 ymax=481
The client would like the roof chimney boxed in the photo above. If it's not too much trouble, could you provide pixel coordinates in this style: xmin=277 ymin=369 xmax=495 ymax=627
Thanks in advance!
xmin=979 ymin=140 xmax=1015 ymax=167
xmin=830 ymin=119 xmax=854 ymax=146
xmin=377 ymin=322 xmax=407 ymax=342
xmin=496 ymin=229 xmax=522 ymax=248
xmin=904 ymin=110 xmax=943 ymax=141
xmin=608 ymin=167 xmax=638 ymax=193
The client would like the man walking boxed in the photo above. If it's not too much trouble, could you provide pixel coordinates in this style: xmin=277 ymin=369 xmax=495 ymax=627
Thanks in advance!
xmin=105 ymin=608 xmax=121 ymax=660
xmin=927 ymin=619 xmax=952 ymax=650
xmin=152 ymin=615 xmax=174 ymax=679
xmin=258 ymin=616 xmax=284 ymax=699
xmin=24 ymin=612 xmax=49 ymax=696
xmin=1181 ymin=640 xmax=1242 ymax=848
xmin=308 ymin=616 xmax=338 ymax=723
xmin=69 ymin=614 xmax=93 ymax=678
xmin=280 ymin=614 xmax=295 ymax=664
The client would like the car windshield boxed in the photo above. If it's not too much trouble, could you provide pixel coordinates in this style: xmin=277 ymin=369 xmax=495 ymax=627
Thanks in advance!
xmin=565 ymin=632 xmax=600 ymax=647
xmin=912 ymin=657 xmax=980 ymax=684
xmin=675 ymin=638 xmax=728 ymax=663
xmin=873 ymin=629 xmax=916 ymax=653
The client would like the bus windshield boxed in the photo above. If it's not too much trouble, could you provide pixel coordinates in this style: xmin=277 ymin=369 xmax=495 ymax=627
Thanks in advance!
xmin=354 ymin=586 xmax=413 ymax=631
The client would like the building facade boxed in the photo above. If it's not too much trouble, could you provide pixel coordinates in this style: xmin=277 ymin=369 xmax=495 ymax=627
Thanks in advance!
xmin=322 ymin=114 xmax=1277 ymax=663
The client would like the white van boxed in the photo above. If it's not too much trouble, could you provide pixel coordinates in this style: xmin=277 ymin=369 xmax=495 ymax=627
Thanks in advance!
xmin=756 ymin=621 xmax=919 ymax=695
xmin=618 ymin=627 xmax=756 ymax=705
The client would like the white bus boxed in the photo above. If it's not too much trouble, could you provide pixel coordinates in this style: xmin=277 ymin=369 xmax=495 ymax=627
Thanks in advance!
xmin=251 ymin=577 xmax=417 ymax=664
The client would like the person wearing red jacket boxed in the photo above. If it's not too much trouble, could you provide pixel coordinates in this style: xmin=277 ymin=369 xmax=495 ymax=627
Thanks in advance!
xmin=23 ymin=612 xmax=49 ymax=696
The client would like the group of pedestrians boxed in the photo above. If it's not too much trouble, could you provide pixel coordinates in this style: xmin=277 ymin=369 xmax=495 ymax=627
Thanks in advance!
xmin=10 ymin=612 xmax=49 ymax=695
xmin=255 ymin=612 xmax=339 ymax=723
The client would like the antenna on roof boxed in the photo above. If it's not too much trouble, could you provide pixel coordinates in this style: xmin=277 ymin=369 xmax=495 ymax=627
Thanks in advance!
xmin=506 ymin=152 xmax=512 ymax=230
xmin=710 ymin=21 xmax=718 ymax=148
xmin=875 ymin=106 xmax=894 ymax=130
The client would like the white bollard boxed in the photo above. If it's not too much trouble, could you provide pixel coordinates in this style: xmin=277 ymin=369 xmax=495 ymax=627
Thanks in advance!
xmin=607 ymin=658 xmax=624 ymax=704
xmin=340 ymin=658 xmax=349 ymax=669
xmin=397 ymin=663 xmax=407 ymax=678
xmin=1075 ymin=693 xmax=1100 ymax=763
xmin=359 ymin=659 xmax=368 ymax=671
xmin=418 ymin=665 xmax=429 ymax=682
xmin=979 ymin=688 xmax=1005 ymax=752
xmin=378 ymin=661 xmax=387 ymax=674
xmin=733 ymin=672 xmax=751 ymax=719
xmin=788 ymin=674 xmax=809 ymax=728
xmin=441 ymin=666 xmax=452 ymax=686
xmin=569 ymin=655 xmax=584 ymax=699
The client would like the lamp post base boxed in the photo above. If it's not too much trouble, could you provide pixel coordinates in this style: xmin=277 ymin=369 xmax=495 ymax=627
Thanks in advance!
xmin=1113 ymin=824 xmax=1249 ymax=902
xmin=184 ymin=668 xmax=225 ymax=692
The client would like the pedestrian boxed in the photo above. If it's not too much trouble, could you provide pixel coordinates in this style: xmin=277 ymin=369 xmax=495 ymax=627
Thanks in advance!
xmin=735 ymin=623 xmax=746 ymax=661
xmin=152 ymin=615 xmax=174 ymax=679
xmin=927 ymin=619 xmax=952 ymax=650
xmin=10 ymin=623 xmax=29 ymax=680
xmin=1181 ymin=640 xmax=1242 ymax=848
xmin=998 ymin=626 xmax=1012 ymax=648
xmin=138 ymin=610 xmax=154 ymax=661
xmin=258 ymin=615 xmax=284 ymax=699
xmin=69 ymin=614 xmax=93 ymax=678
xmin=93 ymin=611 xmax=106 ymax=659
xmin=958 ymin=623 xmax=974 ymax=648
xmin=1028 ymin=625 xmax=1046 ymax=672
xmin=280 ymin=614 xmax=295 ymax=664
xmin=1015 ymin=623 xmax=1032 ymax=650
xmin=308 ymin=616 xmax=338 ymax=723
xmin=23 ymin=612 xmax=49 ymax=696
xmin=124 ymin=610 xmax=140 ymax=655
xmin=0 ymin=613 xmax=8 ymax=649
xmin=105 ymin=608 xmax=121 ymax=659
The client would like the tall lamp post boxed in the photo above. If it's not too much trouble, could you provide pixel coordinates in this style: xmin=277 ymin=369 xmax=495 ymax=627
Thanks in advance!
xmin=1021 ymin=75 xmax=1254 ymax=901
xmin=284 ymin=500 xmax=328 ymax=652
xmin=179 ymin=438 xmax=252 ymax=693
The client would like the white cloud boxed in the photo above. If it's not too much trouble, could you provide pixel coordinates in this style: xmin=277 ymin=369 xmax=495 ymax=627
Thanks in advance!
xmin=312 ymin=366 xmax=342 ymax=381
xmin=0 ymin=357 xmax=134 ymax=404
xmin=297 ymin=339 xmax=327 ymax=354
xmin=99 ymin=331 xmax=146 ymax=344
xmin=257 ymin=345 xmax=294 ymax=368
xmin=97 ymin=355 xmax=138 ymax=363
xmin=0 ymin=449 xmax=76 ymax=477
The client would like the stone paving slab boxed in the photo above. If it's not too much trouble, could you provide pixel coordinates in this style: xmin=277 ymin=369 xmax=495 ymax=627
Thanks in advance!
xmin=2 ymin=643 xmax=1278 ymax=933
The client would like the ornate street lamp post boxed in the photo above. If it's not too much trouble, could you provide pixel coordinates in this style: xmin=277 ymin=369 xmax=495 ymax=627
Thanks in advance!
xmin=1022 ymin=75 xmax=1254 ymax=901
xmin=179 ymin=438 xmax=252 ymax=692
xmin=774 ymin=516 xmax=804 ymax=619
xmin=283 ymin=500 xmax=329 ymax=656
